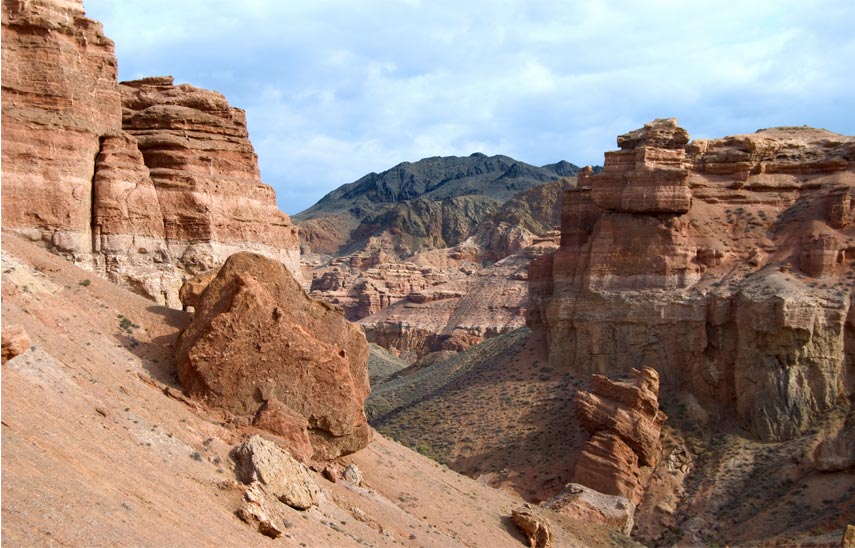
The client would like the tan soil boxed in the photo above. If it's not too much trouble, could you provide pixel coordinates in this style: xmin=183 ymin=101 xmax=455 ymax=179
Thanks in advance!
xmin=1 ymin=232 xmax=631 ymax=547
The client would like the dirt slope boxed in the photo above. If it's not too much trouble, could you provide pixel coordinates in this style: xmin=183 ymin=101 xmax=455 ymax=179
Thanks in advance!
xmin=1 ymin=232 xmax=630 ymax=547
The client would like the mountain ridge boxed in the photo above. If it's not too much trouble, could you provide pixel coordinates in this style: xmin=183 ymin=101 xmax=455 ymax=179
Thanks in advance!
xmin=294 ymin=153 xmax=582 ymax=255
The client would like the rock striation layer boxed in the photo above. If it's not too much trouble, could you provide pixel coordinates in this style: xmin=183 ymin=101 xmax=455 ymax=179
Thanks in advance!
xmin=175 ymin=252 xmax=371 ymax=460
xmin=2 ymin=0 xmax=121 ymax=257
xmin=573 ymin=368 xmax=666 ymax=504
xmin=528 ymin=118 xmax=855 ymax=442
xmin=1 ymin=1 xmax=300 ymax=308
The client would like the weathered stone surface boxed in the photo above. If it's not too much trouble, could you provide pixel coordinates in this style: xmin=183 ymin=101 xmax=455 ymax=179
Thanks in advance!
xmin=591 ymin=119 xmax=692 ymax=214
xmin=571 ymin=368 xmax=665 ymax=505
xmin=118 ymin=76 xmax=301 ymax=302
xmin=176 ymin=252 xmax=371 ymax=459
xmin=1 ymin=324 xmax=31 ymax=364
xmin=528 ymin=119 xmax=855 ymax=443
xmin=1 ymin=3 xmax=302 ymax=308
xmin=235 ymin=483 xmax=283 ymax=539
xmin=234 ymin=435 xmax=320 ymax=510
xmin=541 ymin=483 xmax=635 ymax=535
xmin=574 ymin=368 xmax=666 ymax=467
xmin=253 ymin=398 xmax=313 ymax=464
xmin=573 ymin=431 xmax=643 ymax=504
xmin=2 ymin=0 xmax=121 ymax=258
xmin=843 ymin=524 xmax=855 ymax=548
xmin=511 ymin=505 xmax=552 ymax=548
xmin=178 ymin=267 xmax=220 ymax=311
xmin=343 ymin=463 xmax=363 ymax=486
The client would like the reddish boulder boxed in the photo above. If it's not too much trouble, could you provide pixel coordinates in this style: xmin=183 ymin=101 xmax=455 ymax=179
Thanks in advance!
xmin=176 ymin=252 xmax=371 ymax=460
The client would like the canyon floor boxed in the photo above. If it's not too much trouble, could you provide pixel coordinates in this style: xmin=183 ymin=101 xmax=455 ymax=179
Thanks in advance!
xmin=368 ymin=327 xmax=855 ymax=547
xmin=1 ymin=232 xmax=635 ymax=547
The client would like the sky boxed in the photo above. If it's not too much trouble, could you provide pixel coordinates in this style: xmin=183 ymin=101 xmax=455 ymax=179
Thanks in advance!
xmin=84 ymin=0 xmax=855 ymax=214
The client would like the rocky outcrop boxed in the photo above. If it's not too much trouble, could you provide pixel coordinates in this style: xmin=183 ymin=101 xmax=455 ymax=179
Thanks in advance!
xmin=310 ymin=257 xmax=448 ymax=321
xmin=591 ymin=119 xmax=691 ymax=214
xmin=233 ymin=436 xmax=321 ymax=538
xmin=528 ymin=119 xmax=855 ymax=442
xmin=360 ymin=237 xmax=556 ymax=360
xmin=541 ymin=483 xmax=635 ymax=535
xmin=2 ymin=0 xmax=121 ymax=257
xmin=511 ymin=505 xmax=553 ymax=548
xmin=118 ymin=77 xmax=300 ymax=286
xmin=176 ymin=252 xmax=371 ymax=460
xmin=1 ymin=1 xmax=301 ymax=308
xmin=1 ymin=325 xmax=31 ymax=364
xmin=572 ymin=368 xmax=665 ymax=504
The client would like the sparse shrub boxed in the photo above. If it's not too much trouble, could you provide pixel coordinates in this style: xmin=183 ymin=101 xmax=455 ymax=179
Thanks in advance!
xmin=79 ymin=279 xmax=91 ymax=286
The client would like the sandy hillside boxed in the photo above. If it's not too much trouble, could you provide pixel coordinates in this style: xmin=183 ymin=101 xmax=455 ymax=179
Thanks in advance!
xmin=1 ymin=232 xmax=635 ymax=547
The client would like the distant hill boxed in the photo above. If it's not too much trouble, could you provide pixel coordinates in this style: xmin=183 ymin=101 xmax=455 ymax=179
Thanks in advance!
xmin=294 ymin=154 xmax=581 ymax=255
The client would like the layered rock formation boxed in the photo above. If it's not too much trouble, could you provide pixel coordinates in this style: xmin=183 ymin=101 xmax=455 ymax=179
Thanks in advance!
xmin=528 ymin=118 xmax=855 ymax=442
xmin=2 ymin=0 xmax=121 ymax=256
xmin=175 ymin=252 xmax=371 ymax=460
xmin=1 ymin=1 xmax=300 ymax=307
xmin=116 ymin=77 xmax=300 ymax=287
xmin=572 ymin=368 xmax=666 ymax=504
xmin=304 ymin=178 xmax=568 ymax=361
xmin=359 ymin=236 xmax=557 ymax=360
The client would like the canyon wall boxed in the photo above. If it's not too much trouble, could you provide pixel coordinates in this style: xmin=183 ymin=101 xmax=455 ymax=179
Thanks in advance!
xmin=1 ymin=1 xmax=300 ymax=307
xmin=528 ymin=118 xmax=855 ymax=442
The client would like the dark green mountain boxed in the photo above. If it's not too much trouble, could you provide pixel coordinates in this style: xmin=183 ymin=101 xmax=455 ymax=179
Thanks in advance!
xmin=294 ymin=154 xmax=581 ymax=255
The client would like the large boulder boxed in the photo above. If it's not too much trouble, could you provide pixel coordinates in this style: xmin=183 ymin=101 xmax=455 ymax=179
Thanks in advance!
xmin=176 ymin=252 xmax=371 ymax=459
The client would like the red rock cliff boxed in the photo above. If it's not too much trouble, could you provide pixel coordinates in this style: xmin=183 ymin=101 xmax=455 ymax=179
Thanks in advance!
xmin=2 ymin=0 xmax=301 ymax=307
xmin=528 ymin=118 xmax=855 ymax=442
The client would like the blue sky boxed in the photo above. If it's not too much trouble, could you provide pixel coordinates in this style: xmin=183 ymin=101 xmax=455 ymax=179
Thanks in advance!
xmin=84 ymin=0 xmax=855 ymax=214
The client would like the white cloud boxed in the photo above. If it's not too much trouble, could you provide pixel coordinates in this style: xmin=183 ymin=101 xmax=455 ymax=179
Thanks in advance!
xmin=85 ymin=0 xmax=855 ymax=213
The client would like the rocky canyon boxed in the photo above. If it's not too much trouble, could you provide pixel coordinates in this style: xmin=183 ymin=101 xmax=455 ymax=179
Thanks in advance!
xmin=2 ymin=0 xmax=854 ymax=547
xmin=528 ymin=117 xmax=855 ymax=443
xmin=2 ymin=0 xmax=300 ymax=308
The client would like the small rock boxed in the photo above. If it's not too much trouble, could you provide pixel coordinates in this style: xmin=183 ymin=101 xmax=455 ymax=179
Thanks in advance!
xmin=95 ymin=407 xmax=108 ymax=417
xmin=236 ymin=502 xmax=282 ymax=539
xmin=2 ymin=324 xmax=31 ymax=364
xmin=511 ymin=506 xmax=552 ymax=548
xmin=843 ymin=524 xmax=855 ymax=548
xmin=343 ymin=463 xmax=363 ymax=486
xmin=322 ymin=465 xmax=339 ymax=483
